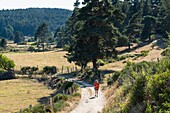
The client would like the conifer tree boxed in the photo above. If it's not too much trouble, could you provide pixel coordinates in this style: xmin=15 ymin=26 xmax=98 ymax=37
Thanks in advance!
xmin=0 ymin=38 xmax=7 ymax=48
xmin=161 ymin=0 xmax=170 ymax=34
xmin=141 ymin=15 xmax=157 ymax=40
xmin=35 ymin=23 xmax=49 ymax=50
xmin=124 ymin=10 xmax=143 ymax=49
xmin=66 ymin=0 xmax=123 ymax=72
xmin=14 ymin=31 xmax=23 ymax=43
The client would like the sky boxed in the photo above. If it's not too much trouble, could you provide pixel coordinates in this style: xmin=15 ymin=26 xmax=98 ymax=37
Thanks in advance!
xmin=0 ymin=0 xmax=83 ymax=11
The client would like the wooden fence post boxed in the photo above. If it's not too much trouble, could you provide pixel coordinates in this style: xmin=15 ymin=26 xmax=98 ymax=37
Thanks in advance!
xmin=29 ymin=105 xmax=32 ymax=109
xmin=67 ymin=67 xmax=69 ymax=73
xmin=66 ymin=89 xmax=69 ymax=94
xmin=69 ymin=87 xmax=72 ymax=95
xmin=70 ymin=68 xmax=72 ymax=73
xmin=20 ymin=109 xmax=22 ymax=113
xmin=75 ymin=67 xmax=78 ymax=72
xmin=71 ymin=86 xmax=75 ymax=94
xmin=73 ymin=66 xmax=75 ymax=71
xmin=62 ymin=66 xmax=64 ymax=73
xmin=50 ymin=97 xmax=54 ymax=113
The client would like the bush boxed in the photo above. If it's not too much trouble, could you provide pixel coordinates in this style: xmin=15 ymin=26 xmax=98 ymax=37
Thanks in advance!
xmin=107 ymin=59 xmax=116 ymax=63
xmin=17 ymin=42 xmax=27 ymax=45
xmin=10 ymin=49 xmax=19 ymax=52
xmin=31 ymin=42 xmax=37 ymax=45
xmin=97 ymin=59 xmax=106 ymax=66
xmin=53 ymin=100 xmax=69 ymax=112
xmin=104 ymin=58 xmax=170 ymax=113
xmin=0 ymin=54 xmax=15 ymax=71
xmin=62 ymin=81 xmax=73 ymax=90
xmin=107 ymin=72 xmax=120 ymax=85
xmin=161 ymin=48 xmax=170 ymax=56
xmin=0 ymin=71 xmax=15 ymax=80
xmin=141 ymin=50 xmax=149 ymax=57
xmin=147 ymin=71 xmax=170 ymax=112
xmin=27 ymin=46 xmax=36 ymax=52
xmin=43 ymin=66 xmax=57 ymax=74
xmin=63 ymin=45 xmax=70 ymax=51
xmin=21 ymin=66 xmax=31 ymax=74
xmin=72 ymin=92 xmax=81 ymax=97
xmin=22 ymin=104 xmax=45 ymax=113
xmin=20 ymin=66 xmax=38 ymax=74
xmin=116 ymin=54 xmax=134 ymax=61
xmin=54 ymin=94 xmax=69 ymax=102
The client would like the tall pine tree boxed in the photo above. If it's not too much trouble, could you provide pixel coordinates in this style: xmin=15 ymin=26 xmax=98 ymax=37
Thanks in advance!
xmin=66 ymin=0 xmax=123 ymax=73
xmin=35 ymin=23 xmax=49 ymax=50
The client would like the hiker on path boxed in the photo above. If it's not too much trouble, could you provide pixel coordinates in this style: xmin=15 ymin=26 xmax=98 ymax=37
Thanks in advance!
xmin=94 ymin=80 xmax=99 ymax=97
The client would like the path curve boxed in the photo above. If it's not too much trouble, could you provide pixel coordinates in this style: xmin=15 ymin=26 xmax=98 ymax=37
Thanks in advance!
xmin=70 ymin=81 xmax=106 ymax=113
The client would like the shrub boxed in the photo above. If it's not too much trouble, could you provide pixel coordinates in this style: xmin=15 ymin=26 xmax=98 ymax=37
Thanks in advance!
xmin=43 ymin=66 xmax=57 ymax=74
xmin=54 ymin=94 xmax=69 ymax=102
xmin=72 ymin=92 xmax=81 ymax=97
xmin=21 ymin=66 xmax=31 ymax=74
xmin=0 ymin=71 xmax=15 ymax=80
xmin=17 ymin=42 xmax=27 ymax=45
xmin=62 ymin=81 xmax=73 ymax=90
xmin=141 ymin=50 xmax=149 ymax=57
xmin=63 ymin=45 xmax=70 ymax=51
xmin=107 ymin=72 xmax=120 ymax=85
xmin=105 ymin=58 xmax=170 ymax=113
xmin=107 ymin=59 xmax=116 ymax=63
xmin=53 ymin=100 xmax=69 ymax=112
xmin=31 ymin=66 xmax=39 ymax=72
xmin=147 ymin=71 xmax=170 ymax=112
xmin=97 ymin=59 xmax=106 ymax=66
xmin=129 ymin=75 xmax=146 ymax=106
xmin=161 ymin=48 xmax=170 ymax=56
xmin=116 ymin=54 xmax=134 ymax=61
xmin=31 ymin=42 xmax=37 ymax=45
xmin=0 ymin=54 xmax=15 ymax=71
xmin=27 ymin=46 xmax=36 ymax=52
xmin=10 ymin=49 xmax=19 ymax=52
xmin=20 ymin=66 xmax=39 ymax=74
xmin=22 ymin=104 xmax=45 ymax=113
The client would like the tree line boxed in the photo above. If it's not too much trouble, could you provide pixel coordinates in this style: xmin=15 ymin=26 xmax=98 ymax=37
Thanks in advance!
xmin=0 ymin=8 xmax=72 ymax=40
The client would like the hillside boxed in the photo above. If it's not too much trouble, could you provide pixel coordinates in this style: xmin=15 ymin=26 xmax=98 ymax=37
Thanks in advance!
xmin=0 ymin=8 xmax=72 ymax=38
xmin=101 ymin=39 xmax=170 ymax=113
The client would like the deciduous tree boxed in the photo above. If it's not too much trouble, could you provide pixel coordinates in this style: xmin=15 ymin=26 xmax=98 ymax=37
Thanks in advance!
xmin=0 ymin=54 xmax=15 ymax=71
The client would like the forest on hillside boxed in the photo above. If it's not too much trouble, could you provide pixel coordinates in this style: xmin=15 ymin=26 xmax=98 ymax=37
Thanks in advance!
xmin=0 ymin=8 xmax=72 ymax=39
xmin=56 ymin=0 xmax=170 ymax=70
xmin=57 ymin=0 xmax=170 ymax=48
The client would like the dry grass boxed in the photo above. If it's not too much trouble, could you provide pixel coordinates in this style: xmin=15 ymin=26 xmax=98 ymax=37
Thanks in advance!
xmin=100 ymin=39 xmax=165 ymax=71
xmin=102 ymin=39 xmax=166 ymax=113
xmin=0 ymin=79 xmax=54 ymax=113
xmin=4 ymin=50 xmax=76 ymax=71
xmin=59 ymin=88 xmax=82 ymax=113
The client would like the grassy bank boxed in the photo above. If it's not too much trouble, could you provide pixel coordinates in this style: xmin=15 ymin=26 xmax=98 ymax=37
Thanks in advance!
xmin=103 ymin=58 xmax=170 ymax=113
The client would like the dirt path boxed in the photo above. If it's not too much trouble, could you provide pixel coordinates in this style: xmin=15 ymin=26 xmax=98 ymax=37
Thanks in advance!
xmin=70 ymin=81 xmax=105 ymax=113
xmin=70 ymin=39 xmax=165 ymax=113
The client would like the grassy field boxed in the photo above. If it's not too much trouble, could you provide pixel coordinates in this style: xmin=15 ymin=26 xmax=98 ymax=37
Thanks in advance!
xmin=4 ymin=50 xmax=76 ymax=71
xmin=0 ymin=79 xmax=54 ymax=113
